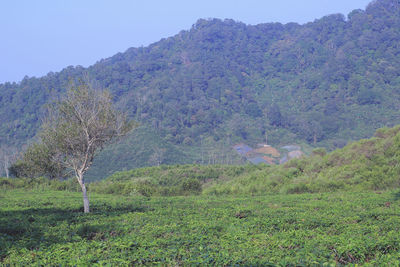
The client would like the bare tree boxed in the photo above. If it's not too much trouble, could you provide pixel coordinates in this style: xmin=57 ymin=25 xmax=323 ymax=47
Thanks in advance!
xmin=39 ymin=81 xmax=134 ymax=213
xmin=0 ymin=145 xmax=17 ymax=178
xmin=149 ymin=146 xmax=166 ymax=166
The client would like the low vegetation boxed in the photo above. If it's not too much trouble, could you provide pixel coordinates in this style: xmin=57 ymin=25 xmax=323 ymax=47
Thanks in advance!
xmin=4 ymin=124 xmax=400 ymax=198
xmin=2 ymin=125 xmax=400 ymax=264
xmin=205 ymin=125 xmax=400 ymax=195
xmin=0 ymin=165 xmax=260 ymax=197
xmin=1 ymin=190 xmax=400 ymax=265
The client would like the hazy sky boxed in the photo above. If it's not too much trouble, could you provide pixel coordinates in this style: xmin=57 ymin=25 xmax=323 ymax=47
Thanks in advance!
xmin=0 ymin=0 xmax=372 ymax=83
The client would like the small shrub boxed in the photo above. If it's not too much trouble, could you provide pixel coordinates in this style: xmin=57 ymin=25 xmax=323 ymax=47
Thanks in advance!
xmin=284 ymin=183 xmax=311 ymax=194
xmin=133 ymin=180 xmax=158 ymax=197
xmin=312 ymin=147 xmax=327 ymax=157
xmin=180 ymin=178 xmax=202 ymax=195
xmin=76 ymin=224 xmax=102 ymax=240
xmin=0 ymin=178 xmax=14 ymax=188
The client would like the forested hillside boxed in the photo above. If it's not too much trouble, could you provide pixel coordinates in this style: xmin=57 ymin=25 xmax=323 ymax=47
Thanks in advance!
xmin=1 ymin=0 xmax=400 ymax=178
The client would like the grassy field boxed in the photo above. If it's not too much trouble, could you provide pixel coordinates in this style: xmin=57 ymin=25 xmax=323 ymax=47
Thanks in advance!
xmin=1 ymin=189 xmax=400 ymax=265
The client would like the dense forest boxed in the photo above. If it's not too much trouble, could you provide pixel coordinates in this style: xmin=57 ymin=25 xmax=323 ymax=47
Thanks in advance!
xmin=1 ymin=0 xmax=400 ymax=178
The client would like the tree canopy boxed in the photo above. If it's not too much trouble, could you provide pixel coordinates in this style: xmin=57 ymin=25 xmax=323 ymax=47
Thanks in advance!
xmin=16 ymin=82 xmax=134 ymax=212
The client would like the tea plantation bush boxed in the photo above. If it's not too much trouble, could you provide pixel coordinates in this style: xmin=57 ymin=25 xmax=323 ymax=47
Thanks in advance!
xmin=1 ymin=190 xmax=400 ymax=265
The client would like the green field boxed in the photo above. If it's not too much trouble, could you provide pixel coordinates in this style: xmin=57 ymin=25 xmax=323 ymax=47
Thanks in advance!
xmin=3 ymin=126 xmax=400 ymax=265
xmin=1 ymin=189 xmax=400 ymax=265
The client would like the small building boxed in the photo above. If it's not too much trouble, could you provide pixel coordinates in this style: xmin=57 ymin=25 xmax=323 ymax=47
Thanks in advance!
xmin=288 ymin=150 xmax=303 ymax=159
xmin=233 ymin=143 xmax=253 ymax=156
xmin=248 ymin=157 xmax=268 ymax=164
xmin=262 ymin=156 xmax=276 ymax=165
xmin=252 ymin=146 xmax=280 ymax=157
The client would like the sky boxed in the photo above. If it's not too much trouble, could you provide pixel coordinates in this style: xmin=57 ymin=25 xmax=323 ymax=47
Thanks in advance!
xmin=0 ymin=0 xmax=372 ymax=83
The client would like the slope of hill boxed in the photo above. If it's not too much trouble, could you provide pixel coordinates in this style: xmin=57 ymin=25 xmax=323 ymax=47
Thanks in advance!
xmin=204 ymin=125 xmax=400 ymax=195
xmin=87 ymin=124 xmax=400 ymax=196
xmin=92 ymin=124 xmax=400 ymax=196
xmin=3 ymin=125 xmax=400 ymax=197
xmin=1 ymin=0 xmax=400 ymax=178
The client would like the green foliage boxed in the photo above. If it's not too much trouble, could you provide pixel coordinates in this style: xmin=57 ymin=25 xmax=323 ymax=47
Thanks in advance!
xmin=2 ymin=0 xmax=400 ymax=175
xmin=312 ymin=147 xmax=327 ymax=157
xmin=2 ymin=123 xmax=400 ymax=264
xmin=6 ymin=124 xmax=400 ymax=197
xmin=89 ymin=164 xmax=256 ymax=196
xmin=0 ymin=177 xmax=80 ymax=192
xmin=180 ymin=178 xmax=202 ymax=195
xmin=205 ymin=125 xmax=400 ymax=195
xmin=1 ymin=190 xmax=400 ymax=265
xmin=8 ymin=161 xmax=31 ymax=178
xmin=85 ymin=126 xmax=204 ymax=180
xmin=9 ymin=143 xmax=66 ymax=179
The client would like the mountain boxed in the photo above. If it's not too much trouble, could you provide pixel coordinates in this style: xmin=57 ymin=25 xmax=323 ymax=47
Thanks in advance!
xmin=1 ymin=0 xmax=400 ymax=179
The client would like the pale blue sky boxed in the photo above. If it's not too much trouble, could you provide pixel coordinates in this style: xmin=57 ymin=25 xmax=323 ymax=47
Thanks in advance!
xmin=0 ymin=0 xmax=372 ymax=83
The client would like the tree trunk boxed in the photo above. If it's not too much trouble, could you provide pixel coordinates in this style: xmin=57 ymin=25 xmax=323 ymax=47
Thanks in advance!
xmin=77 ymin=173 xmax=90 ymax=213
xmin=3 ymin=158 xmax=9 ymax=178
xmin=81 ymin=183 xmax=90 ymax=213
